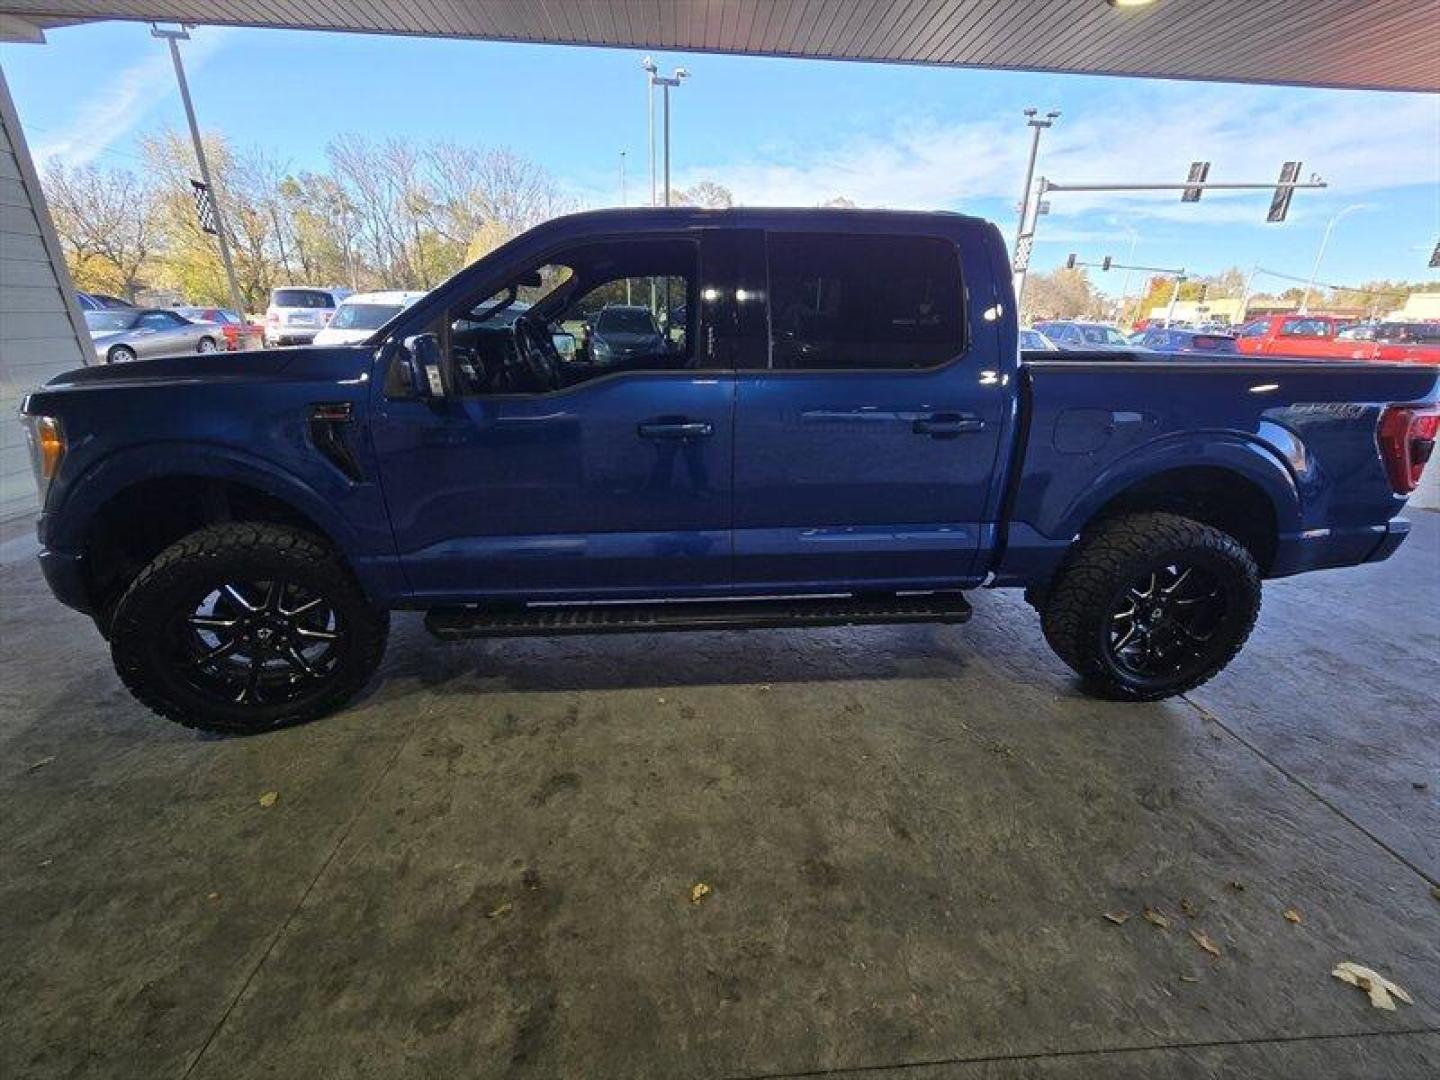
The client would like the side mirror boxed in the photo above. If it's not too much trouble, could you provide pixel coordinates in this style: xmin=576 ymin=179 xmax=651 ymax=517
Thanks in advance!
xmin=401 ymin=333 xmax=447 ymax=400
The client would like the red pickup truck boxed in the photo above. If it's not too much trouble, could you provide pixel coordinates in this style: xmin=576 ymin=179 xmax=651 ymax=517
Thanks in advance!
xmin=1236 ymin=315 xmax=1440 ymax=363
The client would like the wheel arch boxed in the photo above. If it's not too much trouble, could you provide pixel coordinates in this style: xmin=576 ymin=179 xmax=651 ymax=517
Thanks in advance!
xmin=1058 ymin=435 xmax=1302 ymax=575
xmin=54 ymin=445 xmax=357 ymax=623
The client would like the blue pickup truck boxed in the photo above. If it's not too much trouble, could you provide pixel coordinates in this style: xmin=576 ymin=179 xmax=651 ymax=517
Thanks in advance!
xmin=21 ymin=209 xmax=1439 ymax=734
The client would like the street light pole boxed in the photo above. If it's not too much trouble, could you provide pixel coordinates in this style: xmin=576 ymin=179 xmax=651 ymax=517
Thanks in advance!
xmin=641 ymin=57 xmax=658 ymax=206
xmin=1012 ymin=108 xmax=1059 ymax=312
xmin=1165 ymin=271 xmax=1187 ymax=327
xmin=648 ymin=66 xmax=689 ymax=207
xmin=1116 ymin=227 xmax=1139 ymax=323
xmin=152 ymin=23 xmax=246 ymax=317
xmin=1300 ymin=203 xmax=1365 ymax=314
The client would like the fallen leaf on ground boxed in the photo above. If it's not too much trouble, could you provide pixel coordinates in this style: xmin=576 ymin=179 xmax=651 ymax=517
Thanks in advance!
xmin=758 ymin=684 xmax=772 ymax=692
xmin=1179 ymin=975 xmax=1199 ymax=983
xmin=1226 ymin=881 xmax=1245 ymax=892
xmin=1102 ymin=911 xmax=1130 ymax=925
xmin=1142 ymin=906 xmax=1170 ymax=929
xmin=1283 ymin=908 xmax=1303 ymax=924
xmin=689 ymin=882 xmax=711 ymax=905
xmin=1180 ymin=897 xmax=1198 ymax=918
xmin=1190 ymin=929 xmax=1221 ymax=957
xmin=27 ymin=756 xmax=55 ymax=772
xmin=486 ymin=902 xmax=513 ymax=919
xmin=258 ymin=791 xmax=279 ymax=808
xmin=207 ymin=892 xmax=221 ymax=901
xmin=1332 ymin=962 xmax=1412 ymax=1011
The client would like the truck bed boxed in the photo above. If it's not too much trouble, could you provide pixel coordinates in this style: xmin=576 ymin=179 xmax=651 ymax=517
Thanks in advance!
xmin=995 ymin=356 xmax=1439 ymax=585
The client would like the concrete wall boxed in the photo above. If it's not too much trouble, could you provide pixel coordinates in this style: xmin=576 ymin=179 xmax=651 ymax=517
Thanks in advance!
xmin=0 ymin=64 xmax=90 ymax=522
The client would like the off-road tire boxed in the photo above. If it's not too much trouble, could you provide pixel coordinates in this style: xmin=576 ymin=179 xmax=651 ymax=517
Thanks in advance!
xmin=110 ymin=523 xmax=389 ymax=734
xmin=1040 ymin=511 xmax=1261 ymax=701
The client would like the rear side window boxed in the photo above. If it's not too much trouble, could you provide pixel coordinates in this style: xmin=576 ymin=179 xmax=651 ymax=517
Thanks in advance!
xmin=765 ymin=232 xmax=963 ymax=369
xmin=1280 ymin=318 xmax=1329 ymax=337
xmin=273 ymin=289 xmax=334 ymax=309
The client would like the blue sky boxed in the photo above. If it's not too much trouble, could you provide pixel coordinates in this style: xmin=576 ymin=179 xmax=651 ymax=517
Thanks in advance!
xmin=4 ymin=20 xmax=1438 ymax=295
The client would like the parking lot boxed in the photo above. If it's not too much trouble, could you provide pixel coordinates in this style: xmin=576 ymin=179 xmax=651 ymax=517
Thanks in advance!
xmin=2 ymin=507 xmax=1435 ymax=1078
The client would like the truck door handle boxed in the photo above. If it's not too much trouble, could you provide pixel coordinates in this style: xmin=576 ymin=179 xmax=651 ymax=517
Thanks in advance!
xmin=638 ymin=419 xmax=714 ymax=440
xmin=912 ymin=413 xmax=985 ymax=439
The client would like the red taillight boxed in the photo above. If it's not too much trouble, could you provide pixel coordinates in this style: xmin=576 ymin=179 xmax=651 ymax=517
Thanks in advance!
xmin=1378 ymin=405 xmax=1440 ymax=494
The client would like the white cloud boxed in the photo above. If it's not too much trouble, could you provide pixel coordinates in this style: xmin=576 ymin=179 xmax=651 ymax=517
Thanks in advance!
xmin=673 ymin=85 xmax=1440 ymax=226
xmin=33 ymin=27 xmax=234 ymax=168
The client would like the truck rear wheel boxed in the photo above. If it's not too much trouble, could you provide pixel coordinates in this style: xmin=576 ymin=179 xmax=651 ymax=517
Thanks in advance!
xmin=110 ymin=523 xmax=388 ymax=734
xmin=1040 ymin=511 xmax=1260 ymax=701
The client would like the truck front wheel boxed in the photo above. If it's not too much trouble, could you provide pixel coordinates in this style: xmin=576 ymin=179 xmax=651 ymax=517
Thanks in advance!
xmin=109 ymin=523 xmax=389 ymax=734
xmin=1040 ymin=511 xmax=1261 ymax=701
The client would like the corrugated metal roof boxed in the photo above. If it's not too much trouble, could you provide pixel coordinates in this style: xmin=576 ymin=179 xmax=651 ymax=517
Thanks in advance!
xmin=1 ymin=0 xmax=1437 ymax=92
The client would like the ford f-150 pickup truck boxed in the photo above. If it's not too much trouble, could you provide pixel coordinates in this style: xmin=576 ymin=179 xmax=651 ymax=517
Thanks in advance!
xmin=21 ymin=209 xmax=1440 ymax=734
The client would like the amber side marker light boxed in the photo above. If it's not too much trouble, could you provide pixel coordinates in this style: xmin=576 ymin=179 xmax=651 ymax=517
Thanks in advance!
xmin=23 ymin=415 xmax=66 ymax=499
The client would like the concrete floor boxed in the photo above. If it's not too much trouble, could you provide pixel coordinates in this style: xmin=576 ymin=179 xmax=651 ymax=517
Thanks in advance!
xmin=1 ymin=514 xmax=1436 ymax=1080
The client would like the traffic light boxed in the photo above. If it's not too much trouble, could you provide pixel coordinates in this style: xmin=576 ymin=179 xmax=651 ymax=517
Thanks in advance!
xmin=1197 ymin=284 xmax=1208 ymax=302
xmin=1066 ymin=253 xmax=1076 ymax=269
xmin=1430 ymin=239 xmax=1440 ymax=269
xmin=1268 ymin=162 xmax=1302 ymax=222
xmin=1102 ymin=256 xmax=1112 ymax=271
xmin=1182 ymin=161 xmax=1211 ymax=203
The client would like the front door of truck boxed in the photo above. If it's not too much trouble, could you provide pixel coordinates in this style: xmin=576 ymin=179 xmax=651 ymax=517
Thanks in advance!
xmin=733 ymin=228 xmax=1010 ymax=591
xmin=370 ymin=234 xmax=735 ymax=602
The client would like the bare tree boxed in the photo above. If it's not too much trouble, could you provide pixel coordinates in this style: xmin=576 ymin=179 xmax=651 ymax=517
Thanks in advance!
xmin=43 ymin=161 xmax=159 ymax=300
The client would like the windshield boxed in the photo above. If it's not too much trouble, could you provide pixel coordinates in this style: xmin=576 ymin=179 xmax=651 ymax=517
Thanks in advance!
xmin=85 ymin=310 xmax=137 ymax=332
xmin=595 ymin=308 xmax=656 ymax=335
xmin=330 ymin=302 xmax=403 ymax=330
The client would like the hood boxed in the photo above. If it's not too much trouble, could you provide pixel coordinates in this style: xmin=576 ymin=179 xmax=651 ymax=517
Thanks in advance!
xmin=312 ymin=327 xmax=374 ymax=346
xmin=37 ymin=346 xmax=368 ymax=393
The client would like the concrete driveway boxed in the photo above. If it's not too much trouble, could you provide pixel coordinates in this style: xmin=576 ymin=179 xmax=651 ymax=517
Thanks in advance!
xmin=2 ymin=512 xmax=1436 ymax=1079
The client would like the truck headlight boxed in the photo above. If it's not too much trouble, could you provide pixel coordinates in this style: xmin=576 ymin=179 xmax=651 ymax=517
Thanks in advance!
xmin=22 ymin=414 xmax=65 ymax=503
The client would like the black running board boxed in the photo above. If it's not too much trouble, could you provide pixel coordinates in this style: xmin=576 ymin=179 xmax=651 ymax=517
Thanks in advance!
xmin=425 ymin=593 xmax=972 ymax=640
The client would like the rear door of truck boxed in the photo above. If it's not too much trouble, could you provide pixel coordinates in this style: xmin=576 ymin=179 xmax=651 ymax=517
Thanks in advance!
xmin=731 ymin=222 xmax=1012 ymax=592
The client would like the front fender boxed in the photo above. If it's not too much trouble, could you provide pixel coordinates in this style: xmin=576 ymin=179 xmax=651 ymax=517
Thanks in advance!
xmin=44 ymin=441 xmax=360 ymax=552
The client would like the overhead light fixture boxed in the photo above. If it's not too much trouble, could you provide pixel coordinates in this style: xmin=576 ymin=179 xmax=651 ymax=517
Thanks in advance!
xmin=1107 ymin=0 xmax=1157 ymax=8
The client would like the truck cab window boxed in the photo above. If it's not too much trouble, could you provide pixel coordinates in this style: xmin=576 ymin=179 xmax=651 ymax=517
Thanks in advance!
xmin=766 ymin=232 xmax=963 ymax=370
xmin=445 ymin=239 xmax=699 ymax=395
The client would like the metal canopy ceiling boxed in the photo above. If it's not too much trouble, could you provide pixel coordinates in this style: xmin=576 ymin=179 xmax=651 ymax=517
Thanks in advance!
xmin=1 ymin=0 xmax=1437 ymax=92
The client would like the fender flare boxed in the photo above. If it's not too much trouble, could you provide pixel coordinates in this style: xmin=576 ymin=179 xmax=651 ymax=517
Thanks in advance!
xmin=1053 ymin=431 xmax=1304 ymax=542
xmin=47 ymin=441 xmax=357 ymax=554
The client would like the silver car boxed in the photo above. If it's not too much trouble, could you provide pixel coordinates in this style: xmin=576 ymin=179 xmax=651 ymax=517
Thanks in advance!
xmin=86 ymin=308 xmax=225 ymax=364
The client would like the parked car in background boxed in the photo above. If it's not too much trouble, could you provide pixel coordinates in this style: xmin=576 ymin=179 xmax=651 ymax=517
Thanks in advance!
xmin=84 ymin=308 xmax=225 ymax=363
xmin=588 ymin=304 xmax=669 ymax=364
xmin=1138 ymin=327 xmax=1239 ymax=355
xmin=75 ymin=292 xmax=135 ymax=311
xmin=1033 ymin=320 xmax=1133 ymax=351
xmin=177 ymin=307 xmax=263 ymax=352
xmin=1364 ymin=322 xmax=1440 ymax=365
xmin=1019 ymin=327 xmax=1058 ymax=351
xmin=264 ymin=286 xmax=351 ymax=347
xmin=313 ymin=291 xmax=427 ymax=346
xmin=1234 ymin=314 xmax=1365 ymax=359
xmin=1237 ymin=314 xmax=1439 ymax=363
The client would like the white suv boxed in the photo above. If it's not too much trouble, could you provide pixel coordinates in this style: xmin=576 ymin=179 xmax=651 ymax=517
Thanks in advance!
xmin=312 ymin=290 xmax=426 ymax=346
xmin=264 ymin=286 xmax=350 ymax=347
